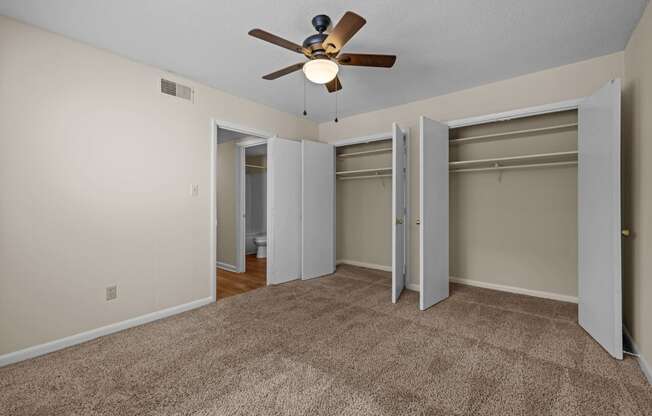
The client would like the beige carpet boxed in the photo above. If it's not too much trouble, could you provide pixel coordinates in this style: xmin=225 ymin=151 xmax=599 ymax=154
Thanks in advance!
xmin=1 ymin=265 xmax=650 ymax=415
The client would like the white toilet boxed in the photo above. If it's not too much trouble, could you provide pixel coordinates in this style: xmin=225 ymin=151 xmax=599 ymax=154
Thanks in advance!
xmin=253 ymin=235 xmax=267 ymax=258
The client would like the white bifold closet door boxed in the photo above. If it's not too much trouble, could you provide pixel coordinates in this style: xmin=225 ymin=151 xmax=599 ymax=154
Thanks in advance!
xmin=267 ymin=137 xmax=301 ymax=285
xmin=419 ymin=116 xmax=449 ymax=310
xmin=578 ymin=79 xmax=623 ymax=359
xmin=392 ymin=123 xmax=408 ymax=303
xmin=301 ymin=140 xmax=335 ymax=280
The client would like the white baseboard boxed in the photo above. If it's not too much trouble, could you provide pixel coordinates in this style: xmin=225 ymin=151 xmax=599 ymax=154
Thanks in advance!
xmin=336 ymin=259 xmax=392 ymax=272
xmin=404 ymin=278 xmax=577 ymax=303
xmin=0 ymin=297 xmax=212 ymax=368
xmin=624 ymin=326 xmax=652 ymax=384
xmin=216 ymin=261 xmax=237 ymax=272
xmin=449 ymin=277 xmax=578 ymax=303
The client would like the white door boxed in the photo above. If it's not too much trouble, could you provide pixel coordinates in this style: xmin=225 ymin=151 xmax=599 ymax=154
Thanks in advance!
xmin=301 ymin=140 xmax=335 ymax=279
xmin=419 ymin=116 xmax=449 ymax=310
xmin=267 ymin=137 xmax=301 ymax=285
xmin=578 ymin=79 xmax=622 ymax=359
xmin=392 ymin=123 xmax=408 ymax=303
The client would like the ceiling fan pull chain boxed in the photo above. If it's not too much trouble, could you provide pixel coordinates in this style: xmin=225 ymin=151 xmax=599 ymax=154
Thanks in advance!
xmin=334 ymin=76 xmax=339 ymax=123
xmin=303 ymin=76 xmax=307 ymax=116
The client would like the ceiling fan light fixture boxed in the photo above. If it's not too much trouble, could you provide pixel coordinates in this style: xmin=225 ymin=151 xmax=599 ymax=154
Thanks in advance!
xmin=303 ymin=59 xmax=339 ymax=84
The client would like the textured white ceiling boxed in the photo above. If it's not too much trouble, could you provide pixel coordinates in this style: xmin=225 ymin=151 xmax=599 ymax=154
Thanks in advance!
xmin=0 ymin=0 xmax=647 ymax=122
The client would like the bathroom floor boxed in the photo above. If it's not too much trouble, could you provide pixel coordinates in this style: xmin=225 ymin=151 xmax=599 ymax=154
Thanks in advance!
xmin=217 ymin=255 xmax=266 ymax=300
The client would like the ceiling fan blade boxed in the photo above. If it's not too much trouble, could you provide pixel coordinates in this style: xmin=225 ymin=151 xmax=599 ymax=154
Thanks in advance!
xmin=325 ymin=76 xmax=342 ymax=93
xmin=262 ymin=63 xmax=305 ymax=80
xmin=337 ymin=53 xmax=396 ymax=68
xmin=248 ymin=29 xmax=305 ymax=54
xmin=323 ymin=12 xmax=366 ymax=55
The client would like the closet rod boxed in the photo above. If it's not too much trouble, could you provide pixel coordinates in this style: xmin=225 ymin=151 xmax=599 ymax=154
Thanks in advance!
xmin=245 ymin=164 xmax=266 ymax=169
xmin=335 ymin=167 xmax=392 ymax=176
xmin=338 ymin=174 xmax=392 ymax=180
xmin=451 ymin=161 xmax=577 ymax=174
xmin=449 ymin=150 xmax=578 ymax=168
xmin=449 ymin=122 xmax=578 ymax=145
xmin=337 ymin=147 xmax=393 ymax=158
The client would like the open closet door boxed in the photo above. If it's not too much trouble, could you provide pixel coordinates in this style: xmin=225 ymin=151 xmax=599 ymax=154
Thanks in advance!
xmin=267 ymin=137 xmax=301 ymax=285
xmin=419 ymin=116 xmax=449 ymax=310
xmin=392 ymin=123 xmax=408 ymax=303
xmin=301 ymin=140 xmax=335 ymax=280
xmin=578 ymin=79 xmax=622 ymax=359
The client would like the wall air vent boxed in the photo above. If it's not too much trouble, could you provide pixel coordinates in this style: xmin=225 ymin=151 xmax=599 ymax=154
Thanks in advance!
xmin=161 ymin=78 xmax=193 ymax=102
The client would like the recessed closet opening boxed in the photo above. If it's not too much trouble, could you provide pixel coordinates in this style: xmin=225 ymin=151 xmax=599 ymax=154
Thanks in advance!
xmin=215 ymin=126 xmax=268 ymax=300
xmin=449 ymin=110 xmax=579 ymax=300
xmin=334 ymin=126 xmax=409 ymax=303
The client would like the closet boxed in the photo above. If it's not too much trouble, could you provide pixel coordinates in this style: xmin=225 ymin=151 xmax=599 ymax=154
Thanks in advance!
xmin=306 ymin=125 xmax=409 ymax=303
xmin=420 ymin=79 xmax=622 ymax=359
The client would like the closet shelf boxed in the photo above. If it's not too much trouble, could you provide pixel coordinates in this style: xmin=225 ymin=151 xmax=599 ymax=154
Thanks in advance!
xmin=338 ymin=173 xmax=392 ymax=180
xmin=337 ymin=147 xmax=392 ymax=158
xmin=449 ymin=150 xmax=577 ymax=170
xmin=336 ymin=167 xmax=392 ymax=177
xmin=245 ymin=164 xmax=266 ymax=169
xmin=449 ymin=123 xmax=578 ymax=145
xmin=451 ymin=160 xmax=577 ymax=174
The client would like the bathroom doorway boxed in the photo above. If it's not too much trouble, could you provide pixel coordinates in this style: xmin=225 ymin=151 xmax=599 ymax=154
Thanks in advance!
xmin=238 ymin=143 xmax=268 ymax=281
xmin=215 ymin=125 xmax=268 ymax=300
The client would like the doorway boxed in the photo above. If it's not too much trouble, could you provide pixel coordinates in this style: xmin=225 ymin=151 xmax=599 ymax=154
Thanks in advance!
xmin=214 ymin=124 xmax=269 ymax=300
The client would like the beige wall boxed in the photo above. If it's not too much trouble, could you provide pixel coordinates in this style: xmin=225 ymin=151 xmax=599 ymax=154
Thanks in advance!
xmin=623 ymin=1 xmax=652 ymax=377
xmin=320 ymin=52 xmax=624 ymax=294
xmin=0 ymin=16 xmax=316 ymax=355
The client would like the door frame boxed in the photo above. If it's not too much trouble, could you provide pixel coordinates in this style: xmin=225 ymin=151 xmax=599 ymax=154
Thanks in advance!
xmin=331 ymin=129 xmax=409 ymax=290
xmin=210 ymin=119 xmax=275 ymax=302
xmin=235 ymin=139 xmax=268 ymax=273
xmin=445 ymin=98 xmax=584 ymax=128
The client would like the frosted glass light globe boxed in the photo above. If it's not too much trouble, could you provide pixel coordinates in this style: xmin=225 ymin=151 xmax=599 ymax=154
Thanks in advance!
xmin=303 ymin=59 xmax=339 ymax=84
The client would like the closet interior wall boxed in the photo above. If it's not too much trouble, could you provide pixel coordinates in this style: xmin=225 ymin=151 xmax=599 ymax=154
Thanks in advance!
xmin=450 ymin=110 xmax=579 ymax=298
xmin=336 ymin=140 xmax=393 ymax=270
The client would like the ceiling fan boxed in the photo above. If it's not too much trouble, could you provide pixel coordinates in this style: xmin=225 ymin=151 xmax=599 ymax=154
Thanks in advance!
xmin=248 ymin=11 xmax=396 ymax=93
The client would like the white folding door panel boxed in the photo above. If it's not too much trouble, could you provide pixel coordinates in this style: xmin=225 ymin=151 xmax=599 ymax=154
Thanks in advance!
xmin=392 ymin=123 xmax=408 ymax=303
xmin=419 ymin=116 xmax=449 ymax=310
xmin=301 ymin=140 xmax=335 ymax=280
xmin=578 ymin=79 xmax=622 ymax=359
xmin=267 ymin=137 xmax=301 ymax=285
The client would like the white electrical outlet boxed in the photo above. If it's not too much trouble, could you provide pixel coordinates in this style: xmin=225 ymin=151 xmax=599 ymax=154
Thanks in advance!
xmin=106 ymin=285 xmax=117 ymax=301
xmin=191 ymin=184 xmax=199 ymax=197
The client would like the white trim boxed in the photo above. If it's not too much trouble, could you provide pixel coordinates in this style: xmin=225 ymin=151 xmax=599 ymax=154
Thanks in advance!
xmin=332 ymin=131 xmax=392 ymax=147
xmin=215 ymin=120 xmax=275 ymax=140
xmin=236 ymin=138 xmax=268 ymax=148
xmin=216 ymin=261 xmax=237 ymax=272
xmin=446 ymin=98 xmax=584 ymax=128
xmin=0 ymin=297 xmax=212 ymax=368
xmin=336 ymin=259 xmax=392 ymax=272
xmin=624 ymin=326 xmax=652 ymax=384
xmin=210 ymin=121 xmax=218 ymax=302
xmin=449 ymin=277 xmax=578 ymax=303
xmin=404 ymin=128 xmax=411 ymax=289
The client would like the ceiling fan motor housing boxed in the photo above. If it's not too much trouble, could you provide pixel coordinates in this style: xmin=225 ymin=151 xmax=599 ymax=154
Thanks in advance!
xmin=311 ymin=14 xmax=331 ymax=33
xmin=303 ymin=15 xmax=331 ymax=56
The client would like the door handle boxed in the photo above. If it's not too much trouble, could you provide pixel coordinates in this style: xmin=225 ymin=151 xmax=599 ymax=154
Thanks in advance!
xmin=416 ymin=218 xmax=421 ymax=226
xmin=622 ymin=229 xmax=631 ymax=237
